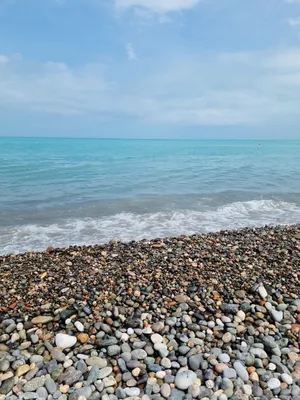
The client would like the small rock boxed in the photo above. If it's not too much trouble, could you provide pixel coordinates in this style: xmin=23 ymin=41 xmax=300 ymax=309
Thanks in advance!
xmin=55 ymin=333 xmax=77 ymax=349
xmin=267 ymin=377 xmax=281 ymax=390
xmin=31 ymin=316 xmax=53 ymax=324
xmin=175 ymin=370 xmax=197 ymax=390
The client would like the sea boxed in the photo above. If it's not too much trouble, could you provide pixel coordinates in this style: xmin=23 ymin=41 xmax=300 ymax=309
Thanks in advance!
xmin=1 ymin=137 xmax=300 ymax=255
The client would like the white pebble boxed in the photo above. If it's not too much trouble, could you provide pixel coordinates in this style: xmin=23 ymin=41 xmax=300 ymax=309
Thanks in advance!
xmin=121 ymin=333 xmax=129 ymax=342
xmin=10 ymin=333 xmax=20 ymax=343
xmin=151 ymin=334 xmax=163 ymax=344
xmin=55 ymin=333 xmax=77 ymax=349
xmin=237 ymin=310 xmax=245 ymax=321
xmin=281 ymin=373 xmax=293 ymax=385
xmin=243 ymin=384 xmax=252 ymax=396
xmin=267 ymin=377 xmax=281 ymax=390
xmin=63 ymin=359 xmax=73 ymax=368
xmin=258 ymin=285 xmax=268 ymax=299
xmin=267 ymin=362 xmax=276 ymax=371
xmin=127 ymin=328 xmax=134 ymax=335
xmin=17 ymin=323 xmax=24 ymax=331
xmin=74 ymin=321 xmax=84 ymax=332
xmin=156 ymin=371 xmax=166 ymax=379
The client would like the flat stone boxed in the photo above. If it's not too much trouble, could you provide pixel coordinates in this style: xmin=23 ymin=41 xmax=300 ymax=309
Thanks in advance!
xmin=69 ymin=386 xmax=93 ymax=400
xmin=99 ymin=367 xmax=113 ymax=379
xmin=151 ymin=334 xmax=163 ymax=344
xmin=23 ymin=377 xmax=46 ymax=392
xmin=220 ymin=304 xmax=239 ymax=314
xmin=55 ymin=333 xmax=77 ymax=349
xmin=86 ymin=357 xmax=107 ymax=369
xmin=175 ymin=370 xmax=197 ymax=390
xmin=31 ymin=316 xmax=53 ymax=324
xmin=170 ymin=389 xmax=185 ymax=400
xmin=161 ymin=383 xmax=171 ymax=398
xmin=267 ymin=377 xmax=281 ymax=390
xmin=103 ymin=376 xmax=117 ymax=387
xmin=175 ymin=295 xmax=188 ymax=303
xmin=250 ymin=348 xmax=268 ymax=359
xmin=16 ymin=364 xmax=31 ymax=377
xmin=19 ymin=393 xmax=39 ymax=399
xmin=74 ymin=321 xmax=84 ymax=332
xmin=36 ymin=387 xmax=49 ymax=398
xmin=98 ymin=337 xmax=118 ymax=347
xmin=0 ymin=377 xmax=14 ymax=395
xmin=151 ymin=322 xmax=165 ymax=332
xmin=30 ymin=355 xmax=44 ymax=364
xmin=258 ymin=286 xmax=268 ymax=299
xmin=233 ymin=361 xmax=249 ymax=382
xmin=188 ymin=354 xmax=202 ymax=371
xmin=45 ymin=379 xmax=57 ymax=394
xmin=64 ymin=370 xmax=83 ymax=386
xmin=222 ymin=332 xmax=232 ymax=343
xmin=107 ymin=345 xmax=121 ymax=357
xmin=270 ymin=309 xmax=283 ymax=323
xmin=131 ymin=349 xmax=147 ymax=360
xmin=125 ymin=388 xmax=141 ymax=397
xmin=218 ymin=353 xmax=230 ymax=363
xmin=0 ymin=359 xmax=10 ymax=372
xmin=52 ymin=348 xmax=66 ymax=362
xmin=87 ymin=366 xmax=100 ymax=383
xmin=281 ymin=373 xmax=293 ymax=385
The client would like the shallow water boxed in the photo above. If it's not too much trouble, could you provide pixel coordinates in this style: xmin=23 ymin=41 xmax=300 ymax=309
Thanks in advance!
xmin=1 ymin=138 xmax=300 ymax=254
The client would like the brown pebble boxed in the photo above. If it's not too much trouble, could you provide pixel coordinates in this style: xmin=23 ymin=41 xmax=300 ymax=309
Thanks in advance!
xmin=77 ymin=333 xmax=89 ymax=344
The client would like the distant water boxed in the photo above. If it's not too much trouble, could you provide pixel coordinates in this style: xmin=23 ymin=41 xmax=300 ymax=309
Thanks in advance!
xmin=1 ymin=137 xmax=300 ymax=254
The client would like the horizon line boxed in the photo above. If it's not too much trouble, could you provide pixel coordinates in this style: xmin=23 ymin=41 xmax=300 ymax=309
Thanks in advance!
xmin=0 ymin=136 xmax=299 ymax=141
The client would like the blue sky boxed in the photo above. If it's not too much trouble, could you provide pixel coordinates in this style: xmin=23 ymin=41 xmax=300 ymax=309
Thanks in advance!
xmin=1 ymin=0 xmax=300 ymax=138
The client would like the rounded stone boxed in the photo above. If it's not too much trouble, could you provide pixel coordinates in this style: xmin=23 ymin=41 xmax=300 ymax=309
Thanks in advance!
xmin=125 ymin=388 xmax=141 ymax=397
xmin=222 ymin=333 xmax=232 ymax=343
xmin=267 ymin=378 xmax=281 ymax=390
xmin=0 ymin=359 xmax=10 ymax=372
xmin=151 ymin=334 xmax=163 ymax=344
xmin=218 ymin=354 xmax=230 ymax=363
xmin=74 ymin=321 xmax=84 ymax=332
xmin=233 ymin=361 xmax=249 ymax=382
xmin=131 ymin=349 xmax=147 ymax=360
xmin=161 ymin=383 xmax=171 ymax=398
xmin=99 ymin=367 xmax=113 ymax=379
xmin=175 ymin=370 xmax=197 ymax=390
xmin=55 ymin=333 xmax=77 ymax=349
xmin=281 ymin=373 xmax=293 ymax=385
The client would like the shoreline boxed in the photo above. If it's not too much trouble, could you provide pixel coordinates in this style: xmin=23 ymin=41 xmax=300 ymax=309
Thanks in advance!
xmin=0 ymin=225 xmax=299 ymax=399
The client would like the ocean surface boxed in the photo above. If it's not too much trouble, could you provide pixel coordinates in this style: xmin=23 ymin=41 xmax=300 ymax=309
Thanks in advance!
xmin=1 ymin=137 xmax=300 ymax=255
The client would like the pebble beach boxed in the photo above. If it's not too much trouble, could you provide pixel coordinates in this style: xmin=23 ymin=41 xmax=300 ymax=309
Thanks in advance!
xmin=0 ymin=225 xmax=300 ymax=400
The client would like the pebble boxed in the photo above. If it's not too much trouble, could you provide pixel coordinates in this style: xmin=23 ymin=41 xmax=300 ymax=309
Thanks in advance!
xmin=233 ymin=361 xmax=249 ymax=382
xmin=267 ymin=377 xmax=281 ymax=390
xmin=175 ymin=370 xmax=197 ymax=390
xmin=55 ymin=333 xmax=77 ymax=349
xmin=281 ymin=373 xmax=293 ymax=385
xmin=0 ymin=226 xmax=299 ymax=400
xmin=74 ymin=321 xmax=84 ymax=332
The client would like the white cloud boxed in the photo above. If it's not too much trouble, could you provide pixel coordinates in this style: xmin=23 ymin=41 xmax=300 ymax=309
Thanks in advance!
xmin=126 ymin=43 xmax=137 ymax=60
xmin=1 ymin=48 xmax=300 ymax=127
xmin=263 ymin=48 xmax=300 ymax=69
xmin=115 ymin=0 xmax=200 ymax=14
xmin=0 ymin=55 xmax=9 ymax=64
xmin=287 ymin=17 xmax=300 ymax=26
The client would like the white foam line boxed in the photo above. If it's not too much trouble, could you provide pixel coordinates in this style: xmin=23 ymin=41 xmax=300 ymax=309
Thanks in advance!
xmin=1 ymin=199 xmax=300 ymax=255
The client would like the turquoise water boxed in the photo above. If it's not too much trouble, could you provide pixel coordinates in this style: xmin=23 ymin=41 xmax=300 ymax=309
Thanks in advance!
xmin=1 ymin=137 xmax=300 ymax=254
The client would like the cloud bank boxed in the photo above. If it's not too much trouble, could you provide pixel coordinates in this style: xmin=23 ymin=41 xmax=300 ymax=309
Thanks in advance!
xmin=1 ymin=48 xmax=300 ymax=127
xmin=115 ymin=0 xmax=200 ymax=14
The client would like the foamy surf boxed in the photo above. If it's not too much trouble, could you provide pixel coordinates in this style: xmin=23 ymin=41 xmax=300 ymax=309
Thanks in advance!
xmin=1 ymin=199 xmax=300 ymax=255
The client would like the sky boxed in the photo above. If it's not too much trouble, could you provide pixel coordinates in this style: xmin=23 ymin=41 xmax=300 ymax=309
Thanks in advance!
xmin=1 ymin=0 xmax=300 ymax=138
